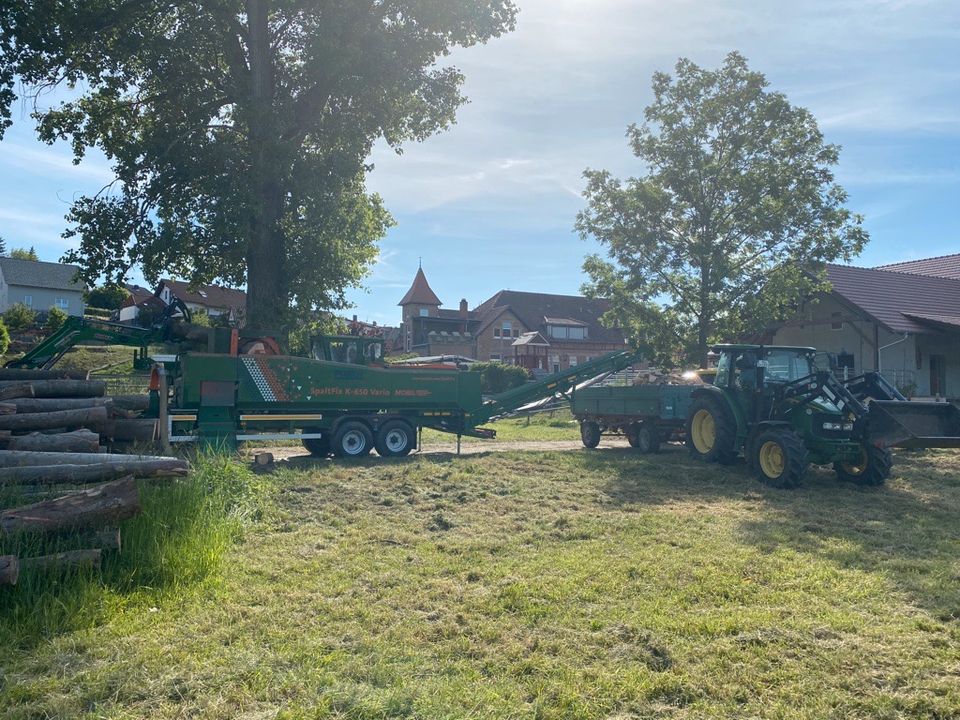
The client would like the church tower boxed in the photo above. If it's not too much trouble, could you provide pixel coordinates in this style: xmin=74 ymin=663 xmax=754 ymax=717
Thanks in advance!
xmin=398 ymin=267 xmax=442 ymax=352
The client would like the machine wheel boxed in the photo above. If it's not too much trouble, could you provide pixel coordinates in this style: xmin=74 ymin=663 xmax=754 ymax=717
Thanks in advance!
xmin=751 ymin=429 xmax=809 ymax=489
xmin=375 ymin=420 xmax=415 ymax=457
xmin=580 ymin=421 xmax=601 ymax=449
xmin=332 ymin=421 xmax=373 ymax=458
xmin=302 ymin=430 xmax=330 ymax=457
xmin=834 ymin=444 xmax=892 ymax=486
xmin=629 ymin=423 xmax=660 ymax=454
xmin=686 ymin=396 xmax=737 ymax=464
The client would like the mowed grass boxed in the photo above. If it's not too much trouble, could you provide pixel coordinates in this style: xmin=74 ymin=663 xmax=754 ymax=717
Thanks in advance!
xmin=422 ymin=408 xmax=581 ymax=443
xmin=2 ymin=447 xmax=960 ymax=718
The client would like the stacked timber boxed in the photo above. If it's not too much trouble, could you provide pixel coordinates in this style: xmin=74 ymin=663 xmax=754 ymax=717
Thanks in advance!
xmin=0 ymin=370 xmax=156 ymax=452
xmin=0 ymin=369 xmax=188 ymax=584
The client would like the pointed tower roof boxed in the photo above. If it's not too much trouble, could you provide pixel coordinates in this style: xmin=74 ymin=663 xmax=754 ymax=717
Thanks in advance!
xmin=398 ymin=267 xmax=442 ymax=306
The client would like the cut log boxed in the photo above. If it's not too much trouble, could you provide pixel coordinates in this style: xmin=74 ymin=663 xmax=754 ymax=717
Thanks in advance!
xmin=0 ymin=450 xmax=183 ymax=467
xmin=21 ymin=549 xmax=101 ymax=571
xmin=106 ymin=418 xmax=158 ymax=442
xmin=1 ymin=477 xmax=140 ymax=535
xmin=0 ymin=384 xmax=33 ymax=401
xmin=0 ymin=380 xmax=106 ymax=398
xmin=0 ymin=369 xmax=89 ymax=381
xmin=0 ymin=460 xmax=187 ymax=485
xmin=0 ymin=406 xmax=108 ymax=432
xmin=108 ymin=395 xmax=150 ymax=412
xmin=1 ymin=397 xmax=111 ymax=414
xmin=0 ymin=430 xmax=101 ymax=453
xmin=88 ymin=527 xmax=121 ymax=551
xmin=0 ymin=404 xmax=14 ymax=415
xmin=0 ymin=555 xmax=18 ymax=585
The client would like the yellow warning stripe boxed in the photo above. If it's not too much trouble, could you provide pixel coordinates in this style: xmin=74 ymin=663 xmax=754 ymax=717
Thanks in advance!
xmin=240 ymin=414 xmax=324 ymax=421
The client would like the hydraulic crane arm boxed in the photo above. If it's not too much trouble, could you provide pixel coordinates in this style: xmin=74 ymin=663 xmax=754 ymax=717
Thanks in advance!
xmin=5 ymin=316 xmax=157 ymax=370
xmin=470 ymin=348 xmax=639 ymax=425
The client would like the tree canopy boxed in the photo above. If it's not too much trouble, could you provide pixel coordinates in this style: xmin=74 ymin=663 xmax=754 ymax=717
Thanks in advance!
xmin=577 ymin=52 xmax=867 ymax=367
xmin=0 ymin=1 xmax=517 ymax=332
xmin=9 ymin=246 xmax=38 ymax=261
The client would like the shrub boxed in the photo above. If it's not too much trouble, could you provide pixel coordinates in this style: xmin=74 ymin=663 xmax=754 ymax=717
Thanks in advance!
xmin=85 ymin=284 xmax=130 ymax=310
xmin=470 ymin=361 xmax=529 ymax=394
xmin=0 ymin=319 xmax=9 ymax=355
xmin=45 ymin=306 xmax=68 ymax=333
xmin=3 ymin=303 xmax=36 ymax=333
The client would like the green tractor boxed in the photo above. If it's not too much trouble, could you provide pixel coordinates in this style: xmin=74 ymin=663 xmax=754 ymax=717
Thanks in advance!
xmin=686 ymin=344 xmax=960 ymax=488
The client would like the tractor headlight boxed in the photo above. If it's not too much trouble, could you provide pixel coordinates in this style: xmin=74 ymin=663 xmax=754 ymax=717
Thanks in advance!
xmin=822 ymin=421 xmax=854 ymax=432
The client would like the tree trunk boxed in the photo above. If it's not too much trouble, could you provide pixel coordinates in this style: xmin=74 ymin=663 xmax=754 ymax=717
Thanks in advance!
xmin=0 ymin=384 xmax=33 ymax=401
xmin=0 ymin=430 xmax=101 ymax=453
xmin=0 ymin=450 xmax=182 ymax=467
xmin=104 ymin=418 xmax=158 ymax=442
xmin=21 ymin=548 xmax=101 ymax=571
xmin=0 ymin=555 xmax=18 ymax=585
xmin=1 ymin=477 xmax=140 ymax=535
xmin=0 ymin=369 xmax=88 ymax=381
xmin=0 ymin=380 xmax=106 ymax=398
xmin=0 ymin=460 xmax=187 ymax=485
xmin=0 ymin=403 xmax=14 ymax=415
xmin=110 ymin=395 xmax=150 ymax=412
xmin=2 ymin=397 xmax=112 ymax=414
xmin=244 ymin=0 xmax=288 ymax=335
xmin=0 ymin=406 xmax=108 ymax=432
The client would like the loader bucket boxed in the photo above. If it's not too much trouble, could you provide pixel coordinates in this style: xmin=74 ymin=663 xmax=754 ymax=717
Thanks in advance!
xmin=868 ymin=400 xmax=960 ymax=449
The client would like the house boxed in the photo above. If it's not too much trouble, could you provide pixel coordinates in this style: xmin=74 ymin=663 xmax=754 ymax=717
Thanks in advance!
xmin=157 ymin=279 xmax=246 ymax=322
xmin=0 ymin=257 xmax=85 ymax=317
xmin=398 ymin=267 xmax=626 ymax=371
xmin=770 ymin=255 xmax=960 ymax=397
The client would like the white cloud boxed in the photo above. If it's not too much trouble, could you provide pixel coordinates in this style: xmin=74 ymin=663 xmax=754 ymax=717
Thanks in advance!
xmin=0 ymin=142 xmax=114 ymax=184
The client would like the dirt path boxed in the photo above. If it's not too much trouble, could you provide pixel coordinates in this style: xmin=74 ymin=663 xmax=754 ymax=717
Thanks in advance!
xmin=253 ymin=437 xmax=635 ymax=462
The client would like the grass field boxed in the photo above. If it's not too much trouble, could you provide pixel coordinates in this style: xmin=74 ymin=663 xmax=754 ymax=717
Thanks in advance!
xmin=1 ymin=446 xmax=958 ymax=719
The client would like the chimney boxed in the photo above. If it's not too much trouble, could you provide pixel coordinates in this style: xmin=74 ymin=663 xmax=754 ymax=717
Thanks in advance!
xmin=352 ymin=314 xmax=358 ymax=322
xmin=459 ymin=298 xmax=468 ymax=318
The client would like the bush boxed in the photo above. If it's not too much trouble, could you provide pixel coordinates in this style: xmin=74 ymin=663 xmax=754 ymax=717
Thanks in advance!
xmin=0 ymin=319 xmax=9 ymax=355
xmin=45 ymin=306 xmax=68 ymax=333
xmin=3 ymin=303 xmax=36 ymax=333
xmin=470 ymin=361 xmax=529 ymax=394
xmin=85 ymin=284 xmax=131 ymax=310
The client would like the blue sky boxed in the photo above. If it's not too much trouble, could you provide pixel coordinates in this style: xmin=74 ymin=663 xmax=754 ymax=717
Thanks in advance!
xmin=2 ymin=0 xmax=958 ymax=327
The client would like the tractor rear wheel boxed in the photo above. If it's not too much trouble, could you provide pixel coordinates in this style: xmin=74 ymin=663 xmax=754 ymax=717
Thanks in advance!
xmin=375 ymin=420 xmax=415 ymax=458
xmin=580 ymin=421 xmax=601 ymax=448
xmin=629 ymin=423 xmax=660 ymax=454
xmin=751 ymin=429 xmax=809 ymax=489
xmin=332 ymin=421 xmax=373 ymax=458
xmin=686 ymin=396 xmax=737 ymax=464
xmin=834 ymin=444 xmax=892 ymax=486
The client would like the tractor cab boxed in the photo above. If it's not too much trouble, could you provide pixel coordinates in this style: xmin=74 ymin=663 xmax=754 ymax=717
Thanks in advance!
xmin=311 ymin=335 xmax=385 ymax=366
xmin=712 ymin=344 xmax=816 ymax=392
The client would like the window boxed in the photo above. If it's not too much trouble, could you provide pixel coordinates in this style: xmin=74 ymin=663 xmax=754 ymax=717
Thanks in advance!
xmin=547 ymin=324 xmax=587 ymax=340
xmin=568 ymin=327 xmax=585 ymax=340
xmin=55 ymin=297 xmax=69 ymax=310
xmin=502 ymin=321 xmax=511 ymax=336
xmin=22 ymin=295 xmax=32 ymax=307
xmin=549 ymin=354 xmax=560 ymax=373
xmin=568 ymin=356 xmax=578 ymax=367
xmin=419 ymin=308 xmax=429 ymax=317
xmin=493 ymin=327 xmax=501 ymax=338
xmin=831 ymin=312 xmax=842 ymax=330
xmin=490 ymin=353 xmax=502 ymax=361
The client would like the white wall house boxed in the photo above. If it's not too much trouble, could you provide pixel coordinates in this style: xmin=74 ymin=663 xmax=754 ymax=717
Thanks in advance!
xmin=0 ymin=257 xmax=86 ymax=317
xmin=771 ymin=260 xmax=960 ymax=398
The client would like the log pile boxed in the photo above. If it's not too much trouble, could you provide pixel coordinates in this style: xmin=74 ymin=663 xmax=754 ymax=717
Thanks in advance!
xmin=632 ymin=369 xmax=706 ymax=386
xmin=0 ymin=369 xmax=189 ymax=585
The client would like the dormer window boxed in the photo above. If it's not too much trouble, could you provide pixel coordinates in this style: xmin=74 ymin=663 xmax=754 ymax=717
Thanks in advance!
xmin=545 ymin=318 xmax=588 ymax=340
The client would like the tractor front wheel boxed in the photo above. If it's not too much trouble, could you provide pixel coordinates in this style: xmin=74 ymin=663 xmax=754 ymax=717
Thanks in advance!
xmin=751 ymin=429 xmax=809 ymax=489
xmin=686 ymin=396 xmax=737 ymax=464
xmin=834 ymin=444 xmax=892 ymax=486
xmin=580 ymin=421 xmax=601 ymax=449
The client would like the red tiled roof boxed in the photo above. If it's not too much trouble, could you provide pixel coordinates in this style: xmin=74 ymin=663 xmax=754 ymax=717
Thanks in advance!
xmin=160 ymin=279 xmax=246 ymax=311
xmin=825 ymin=264 xmax=960 ymax=334
xmin=398 ymin=268 xmax=442 ymax=306
xmin=472 ymin=290 xmax=624 ymax=344
xmin=876 ymin=253 xmax=960 ymax=280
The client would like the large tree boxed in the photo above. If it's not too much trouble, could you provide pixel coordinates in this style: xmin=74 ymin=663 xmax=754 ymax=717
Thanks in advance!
xmin=0 ymin=1 xmax=516 ymax=332
xmin=577 ymin=52 xmax=867 ymax=367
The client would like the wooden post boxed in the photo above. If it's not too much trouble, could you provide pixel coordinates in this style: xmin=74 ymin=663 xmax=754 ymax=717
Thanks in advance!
xmin=0 ymin=555 xmax=18 ymax=585
xmin=158 ymin=365 xmax=170 ymax=452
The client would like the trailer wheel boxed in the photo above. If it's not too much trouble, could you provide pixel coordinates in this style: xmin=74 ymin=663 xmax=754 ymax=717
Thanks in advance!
xmin=375 ymin=420 xmax=415 ymax=457
xmin=834 ymin=444 xmax=892 ymax=486
xmin=686 ymin=396 xmax=737 ymax=464
xmin=631 ymin=423 xmax=660 ymax=454
xmin=580 ymin=421 xmax=601 ymax=448
xmin=332 ymin=421 xmax=373 ymax=458
xmin=302 ymin=431 xmax=330 ymax=457
xmin=751 ymin=429 xmax=809 ymax=489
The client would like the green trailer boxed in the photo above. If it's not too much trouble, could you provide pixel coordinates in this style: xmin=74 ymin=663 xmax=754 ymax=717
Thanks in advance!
xmin=165 ymin=335 xmax=639 ymax=457
xmin=570 ymin=384 xmax=696 ymax=453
